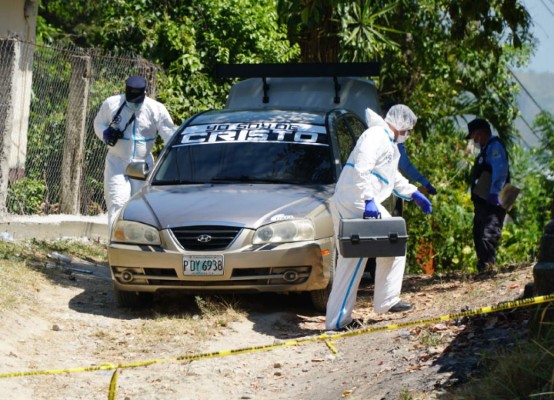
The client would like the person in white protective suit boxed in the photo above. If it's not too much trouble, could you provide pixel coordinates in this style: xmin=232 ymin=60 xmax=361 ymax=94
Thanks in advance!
xmin=93 ymin=75 xmax=176 ymax=230
xmin=326 ymin=104 xmax=432 ymax=331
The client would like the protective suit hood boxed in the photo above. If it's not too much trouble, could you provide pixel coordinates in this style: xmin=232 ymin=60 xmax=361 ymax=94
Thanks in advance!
xmin=364 ymin=108 xmax=388 ymax=129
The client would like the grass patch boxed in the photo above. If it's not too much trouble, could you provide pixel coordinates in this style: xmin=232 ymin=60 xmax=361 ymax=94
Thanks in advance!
xmin=0 ymin=241 xmax=46 ymax=310
xmin=141 ymin=295 xmax=245 ymax=339
xmin=26 ymin=237 xmax=107 ymax=263
xmin=417 ymin=327 xmax=444 ymax=348
xmin=91 ymin=295 xmax=246 ymax=356
xmin=0 ymin=239 xmax=107 ymax=310
xmin=194 ymin=295 xmax=244 ymax=327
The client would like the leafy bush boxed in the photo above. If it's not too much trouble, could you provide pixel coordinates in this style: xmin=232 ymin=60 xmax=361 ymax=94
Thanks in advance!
xmin=404 ymin=115 xmax=553 ymax=274
xmin=403 ymin=120 xmax=477 ymax=273
xmin=7 ymin=178 xmax=47 ymax=215
xmin=496 ymin=112 xmax=554 ymax=265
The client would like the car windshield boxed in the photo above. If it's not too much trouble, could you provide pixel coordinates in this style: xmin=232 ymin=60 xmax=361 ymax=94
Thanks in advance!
xmin=153 ymin=122 xmax=334 ymax=185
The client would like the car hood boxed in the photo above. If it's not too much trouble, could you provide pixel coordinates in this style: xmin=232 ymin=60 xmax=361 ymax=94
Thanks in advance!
xmin=122 ymin=183 xmax=334 ymax=230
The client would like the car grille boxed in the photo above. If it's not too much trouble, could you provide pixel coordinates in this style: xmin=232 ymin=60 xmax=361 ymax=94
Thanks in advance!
xmin=171 ymin=225 xmax=242 ymax=251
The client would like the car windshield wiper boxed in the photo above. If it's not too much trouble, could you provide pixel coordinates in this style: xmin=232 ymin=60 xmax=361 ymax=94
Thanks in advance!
xmin=210 ymin=176 xmax=286 ymax=184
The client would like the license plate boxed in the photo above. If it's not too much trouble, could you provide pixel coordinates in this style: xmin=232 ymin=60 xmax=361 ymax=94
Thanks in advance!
xmin=183 ymin=255 xmax=224 ymax=276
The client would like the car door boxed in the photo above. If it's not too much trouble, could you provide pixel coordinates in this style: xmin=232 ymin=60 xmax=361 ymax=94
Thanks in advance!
xmin=328 ymin=111 xmax=368 ymax=179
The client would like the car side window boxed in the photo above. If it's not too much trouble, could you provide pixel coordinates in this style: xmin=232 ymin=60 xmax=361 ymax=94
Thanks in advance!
xmin=335 ymin=117 xmax=356 ymax=165
xmin=346 ymin=115 xmax=367 ymax=139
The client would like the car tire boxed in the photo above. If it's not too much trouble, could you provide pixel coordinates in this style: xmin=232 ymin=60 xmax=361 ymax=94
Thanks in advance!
xmin=309 ymin=248 xmax=336 ymax=312
xmin=113 ymin=284 xmax=154 ymax=308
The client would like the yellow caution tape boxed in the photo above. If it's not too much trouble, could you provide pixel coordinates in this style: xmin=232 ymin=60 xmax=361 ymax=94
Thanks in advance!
xmin=324 ymin=293 xmax=554 ymax=340
xmin=108 ymin=369 xmax=118 ymax=400
xmin=323 ymin=338 xmax=339 ymax=355
xmin=0 ymin=293 xmax=552 ymax=380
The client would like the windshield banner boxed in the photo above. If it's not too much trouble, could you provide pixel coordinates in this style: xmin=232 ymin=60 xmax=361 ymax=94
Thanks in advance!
xmin=180 ymin=123 xmax=328 ymax=145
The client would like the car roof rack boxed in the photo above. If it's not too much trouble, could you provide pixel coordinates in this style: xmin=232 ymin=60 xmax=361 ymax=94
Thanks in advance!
xmin=215 ymin=62 xmax=380 ymax=104
xmin=215 ymin=62 xmax=380 ymax=78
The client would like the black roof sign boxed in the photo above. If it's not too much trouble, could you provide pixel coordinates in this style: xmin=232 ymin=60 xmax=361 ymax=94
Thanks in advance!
xmin=215 ymin=62 xmax=380 ymax=79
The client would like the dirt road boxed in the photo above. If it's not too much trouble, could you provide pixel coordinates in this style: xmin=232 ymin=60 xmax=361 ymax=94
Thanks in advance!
xmin=0 ymin=257 xmax=535 ymax=400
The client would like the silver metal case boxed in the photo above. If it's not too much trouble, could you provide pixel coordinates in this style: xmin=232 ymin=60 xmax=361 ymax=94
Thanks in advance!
xmin=338 ymin=217 xmax=408 ymax=258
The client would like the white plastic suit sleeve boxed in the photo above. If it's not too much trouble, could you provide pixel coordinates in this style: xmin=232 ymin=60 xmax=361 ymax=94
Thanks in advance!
xmin=392 ymin=170 xmax=417 ymax=200
xmin=154 ymin=102 xmax=177 ymax=144
xmin=93 ymin=97 xmax=121 ymax=141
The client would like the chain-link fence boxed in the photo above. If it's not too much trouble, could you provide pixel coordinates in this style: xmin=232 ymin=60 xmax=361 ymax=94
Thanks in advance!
xmin=0 ymin=37 xmax=161 ymax=216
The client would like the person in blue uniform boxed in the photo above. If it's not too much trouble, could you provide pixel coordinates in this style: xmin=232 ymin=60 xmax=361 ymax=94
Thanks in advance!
xmin=466 ymin=118 xmax=510 ymax=273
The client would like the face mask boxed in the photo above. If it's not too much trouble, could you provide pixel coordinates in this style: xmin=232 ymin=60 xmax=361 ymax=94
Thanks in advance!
xmin=396 ymin=132 xmax=409 ymax=143
xmin=471 ymin=139 xmax=481 ymax=151
xmin=126 ymin=101 xmax=143 ymax=112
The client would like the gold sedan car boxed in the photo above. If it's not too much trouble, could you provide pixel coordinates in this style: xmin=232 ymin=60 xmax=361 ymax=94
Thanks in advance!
xmin=109 ymin=74 xmax=379 ymax=311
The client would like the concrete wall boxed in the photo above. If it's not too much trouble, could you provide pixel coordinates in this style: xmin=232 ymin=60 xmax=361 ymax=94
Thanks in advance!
xmin=0 ymin=215 xmax=109 ymax=242
xmin=0 ymin=0 xmax=38 ymax=39
xmin=0 ymin=0 xmax=38 ymax=171
xmin=0 ymin=0 xmax=38 ymax=213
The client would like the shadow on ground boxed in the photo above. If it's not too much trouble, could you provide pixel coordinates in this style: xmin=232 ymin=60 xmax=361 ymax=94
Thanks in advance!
xmin=51 ymin=258 xmax=324 ymax=338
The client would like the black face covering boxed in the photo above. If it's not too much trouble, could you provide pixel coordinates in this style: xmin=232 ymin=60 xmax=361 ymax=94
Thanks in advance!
xmin=125 ymin=76 xmax=146 ymax=103
xmin=125 ymin=87 xmax=145 ymax=103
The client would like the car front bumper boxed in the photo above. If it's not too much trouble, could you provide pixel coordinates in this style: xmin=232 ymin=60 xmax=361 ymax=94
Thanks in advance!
xmin=109 ymin=229 xmax=334 ymax=294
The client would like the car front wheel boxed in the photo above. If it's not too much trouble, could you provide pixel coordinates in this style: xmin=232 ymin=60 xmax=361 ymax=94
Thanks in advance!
xmin=309 ymin=249 xmax=336 ymax=312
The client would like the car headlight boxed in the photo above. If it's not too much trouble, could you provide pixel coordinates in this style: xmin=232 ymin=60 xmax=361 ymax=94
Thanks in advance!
xmin=111 ymin=221 xmax=161 ymax=245
xmin=253 ymin=219 xmax=315 ymax=244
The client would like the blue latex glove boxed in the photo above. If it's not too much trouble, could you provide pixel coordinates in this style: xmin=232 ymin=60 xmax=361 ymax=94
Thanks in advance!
xmin=486 ymin=193 xmax=501 ymax=207
xmin=103 ymin=128 xmax=111 ymax=144
xmin=424 ymin=183 xmax=437 ymax=195
xmin=364 ymin=199 xmax=380 ymax=219
xmin=411 ymin=190 xmax=432 ymax=214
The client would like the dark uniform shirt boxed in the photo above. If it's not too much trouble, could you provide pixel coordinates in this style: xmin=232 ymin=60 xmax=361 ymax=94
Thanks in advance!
xmin=471 ymin=136 xmax=509 ymax=199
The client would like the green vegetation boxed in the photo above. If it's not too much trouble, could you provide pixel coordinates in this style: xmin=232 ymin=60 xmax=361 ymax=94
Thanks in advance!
xmin=7 ymin=178 xmax=46 ymax=215
xmin=403 ymin=113 xmax=554 ymax=274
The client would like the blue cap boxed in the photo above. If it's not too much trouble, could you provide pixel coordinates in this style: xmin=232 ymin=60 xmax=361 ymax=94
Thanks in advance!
xmin=466 ymin=118 xmax=491 ymax=139
xmin=125 ymin=75 xmax=146 ymax=103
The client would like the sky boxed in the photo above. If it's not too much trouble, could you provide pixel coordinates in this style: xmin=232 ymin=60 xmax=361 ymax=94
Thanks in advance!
xmin=511 ymin=1 xmax=554 ymax=148
xmin=522 ymin=0 xmax=554 ymax=73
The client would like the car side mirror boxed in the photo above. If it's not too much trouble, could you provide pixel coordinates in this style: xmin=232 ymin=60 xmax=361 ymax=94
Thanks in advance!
xmin=125 ymin=161 xmax=149 ymax=180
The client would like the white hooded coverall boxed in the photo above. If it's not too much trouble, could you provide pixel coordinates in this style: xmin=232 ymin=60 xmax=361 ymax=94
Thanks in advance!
xmin=326 ymin=111 xmax=417 ymax=330
xmin=93 ymin=94 xmax=176 ymax=229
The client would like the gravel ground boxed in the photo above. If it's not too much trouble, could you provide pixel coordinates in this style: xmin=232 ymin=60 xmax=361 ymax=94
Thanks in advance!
xmin=0 ymin=253 xmax=537 ymax=400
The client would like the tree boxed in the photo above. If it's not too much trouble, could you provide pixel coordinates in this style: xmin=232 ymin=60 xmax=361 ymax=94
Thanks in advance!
xmin=277 ymin=0 xmax=343 ymax=62
xmin=37 ymin=0 xmax=301 ymax=122
xmin=279 ymin=0 xmax=533 ymax=144
xmin=278 ymin=0 xmax=402 ymax=63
